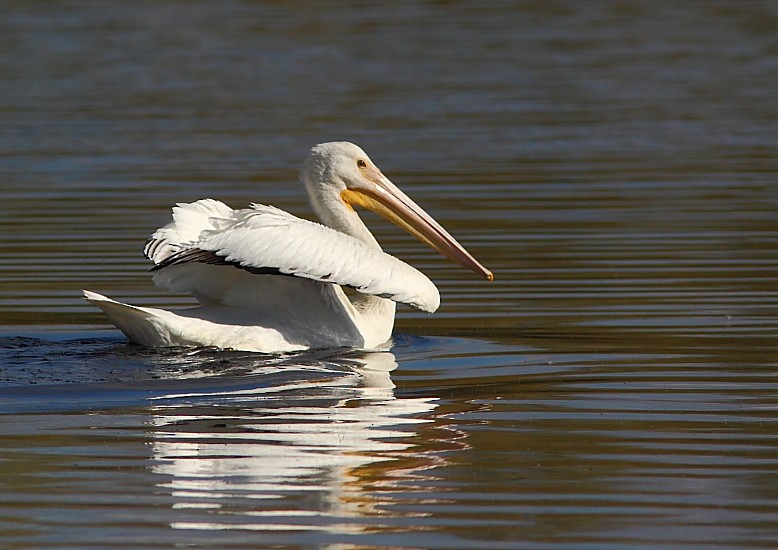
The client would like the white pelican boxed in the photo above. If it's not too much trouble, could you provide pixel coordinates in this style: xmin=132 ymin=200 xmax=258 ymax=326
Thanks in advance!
xmin=84 ymin=142 xmax=492 ymax=353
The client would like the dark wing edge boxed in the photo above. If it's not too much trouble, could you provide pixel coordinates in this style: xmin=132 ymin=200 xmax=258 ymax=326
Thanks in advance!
xmin=151 ymin=247 xmax=285 ymax=277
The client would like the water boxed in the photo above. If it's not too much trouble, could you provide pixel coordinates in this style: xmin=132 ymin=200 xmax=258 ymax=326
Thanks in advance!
xmin=2 ymin=1 xmax=778 ymax=548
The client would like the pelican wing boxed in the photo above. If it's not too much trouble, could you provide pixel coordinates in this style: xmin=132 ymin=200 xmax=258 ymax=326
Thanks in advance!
xmin=147 ymin=201 xmax=440 ymax=312
xmin=144 ymin=199 xmax=235 ymax=264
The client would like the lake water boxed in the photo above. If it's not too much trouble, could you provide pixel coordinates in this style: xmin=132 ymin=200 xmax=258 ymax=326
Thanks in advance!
xmin=2 ymin=1 xmax=778 ymax=548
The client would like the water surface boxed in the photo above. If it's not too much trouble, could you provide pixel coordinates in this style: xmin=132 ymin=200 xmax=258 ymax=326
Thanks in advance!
xmin=2 ymin=2 xmax=778 ymax=548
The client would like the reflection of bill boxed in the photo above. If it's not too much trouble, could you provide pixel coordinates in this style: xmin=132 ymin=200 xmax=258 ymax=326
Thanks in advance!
xmin=147 ymin=350 xmax=441 ymax=531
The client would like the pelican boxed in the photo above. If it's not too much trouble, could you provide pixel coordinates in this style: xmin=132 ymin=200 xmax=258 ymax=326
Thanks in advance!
xmin=84 ymin=142 xmax=492 ymax=353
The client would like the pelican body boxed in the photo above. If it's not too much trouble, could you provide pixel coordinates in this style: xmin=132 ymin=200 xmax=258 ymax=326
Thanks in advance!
xmin=85 ymin=142 xmax=492 ymax=353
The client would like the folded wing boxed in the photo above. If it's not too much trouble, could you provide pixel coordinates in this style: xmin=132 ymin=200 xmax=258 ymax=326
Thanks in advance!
xmin=144 ymin=200 xmax=440 ymax=313
xmin=144 ymin=198 xmax=235 ymax=264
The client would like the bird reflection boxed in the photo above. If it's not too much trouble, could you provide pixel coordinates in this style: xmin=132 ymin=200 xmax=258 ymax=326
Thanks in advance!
xmin=146 ymin=349 xmax=445 ymax=531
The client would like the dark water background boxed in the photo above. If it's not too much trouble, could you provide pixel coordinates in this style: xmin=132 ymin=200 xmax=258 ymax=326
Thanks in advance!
xmin=2 ymin=2 xmax=778 ymax=548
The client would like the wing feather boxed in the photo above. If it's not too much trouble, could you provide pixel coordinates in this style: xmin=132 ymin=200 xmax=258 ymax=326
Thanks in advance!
xmin=144 ymin=199 xmax=234 ymax=264
xmin=147 ymin=202 xmax=440 ymax=312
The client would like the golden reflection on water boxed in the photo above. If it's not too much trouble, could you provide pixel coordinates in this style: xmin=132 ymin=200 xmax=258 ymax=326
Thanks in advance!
xmin=147 ymin=352 xmax=446 ymax=533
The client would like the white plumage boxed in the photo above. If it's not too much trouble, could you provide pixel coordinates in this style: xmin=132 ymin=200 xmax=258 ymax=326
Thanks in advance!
xmin=85 ymin=142 xmax=491 ymax=353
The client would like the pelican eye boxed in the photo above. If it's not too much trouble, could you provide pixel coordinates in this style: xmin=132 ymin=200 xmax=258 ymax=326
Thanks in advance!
xmin=356 ymin=159 xmax=367 ymax=169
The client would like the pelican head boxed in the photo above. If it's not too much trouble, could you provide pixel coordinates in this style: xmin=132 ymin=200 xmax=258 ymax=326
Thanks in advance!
xmin=302 ymin=141 xmax=493 ymax=281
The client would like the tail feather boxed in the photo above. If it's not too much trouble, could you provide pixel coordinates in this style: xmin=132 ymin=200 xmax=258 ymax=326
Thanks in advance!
xmin=83 ymin=290 xmax=305 ymax=352
xmin=82 ymin=291 xmax=176 ymax=347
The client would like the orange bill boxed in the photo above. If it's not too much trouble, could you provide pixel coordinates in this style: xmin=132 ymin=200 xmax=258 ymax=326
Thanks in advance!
xmin=342 ymin=167 xmax=493 ymax=281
